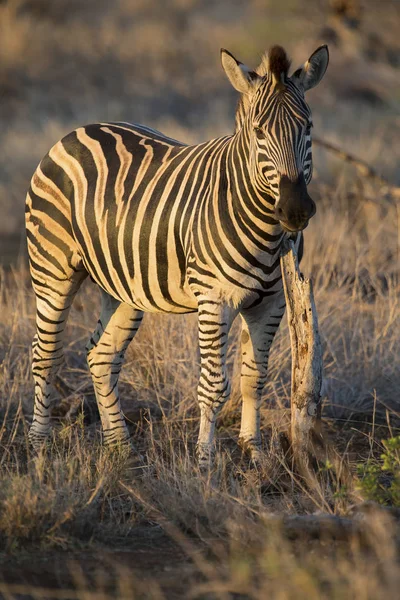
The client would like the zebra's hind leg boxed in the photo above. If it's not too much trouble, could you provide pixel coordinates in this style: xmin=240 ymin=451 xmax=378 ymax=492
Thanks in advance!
xmin=29 ymin=270 xmax=88 ymax=451
xmin=86 ymin=289 xmax=143 ymax=449
xmin=239 ymin=298 xmax=286 ymax=463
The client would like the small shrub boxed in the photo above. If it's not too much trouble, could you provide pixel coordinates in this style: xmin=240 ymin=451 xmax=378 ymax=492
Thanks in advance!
xmin=357 ymin=436 xmax=400 ymax=506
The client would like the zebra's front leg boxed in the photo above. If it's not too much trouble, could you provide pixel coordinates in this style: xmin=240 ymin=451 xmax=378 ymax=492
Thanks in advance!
xmin=239 ymin=300 xmax=285 ymax=462
xmin=196 ymin=298 xmax=237 ymax=468
xmin=86 ymin=291 xmax=143 ymax=449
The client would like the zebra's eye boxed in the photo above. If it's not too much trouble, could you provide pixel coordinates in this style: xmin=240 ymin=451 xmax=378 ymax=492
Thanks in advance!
xmin=305 ymin=123 xmax=313 ymax=133
xmin=254 ymin=126 xmax=264 ymax=138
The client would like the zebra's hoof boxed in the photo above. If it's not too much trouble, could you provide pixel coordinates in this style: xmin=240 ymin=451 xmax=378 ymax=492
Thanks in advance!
xmin=28 ymin=429 xmax=52 ymax=453
xmin=238 ymin=437 xmax=264 ymax=463
xmin=196 ymin=443 xmax=215 ymax=472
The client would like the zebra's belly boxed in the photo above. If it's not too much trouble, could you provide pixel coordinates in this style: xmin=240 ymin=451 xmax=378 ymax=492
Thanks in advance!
xmin=83 ymin=253 xmax=198 ymax=314
xmin=125 ymin=278 xmax=199 ymax=314
xmin=86 ymin=255 xmax=280 ymax=314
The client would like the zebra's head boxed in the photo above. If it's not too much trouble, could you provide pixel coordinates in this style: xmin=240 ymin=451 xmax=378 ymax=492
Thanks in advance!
xmin=221 ymin=44 xmax=329 ymax=233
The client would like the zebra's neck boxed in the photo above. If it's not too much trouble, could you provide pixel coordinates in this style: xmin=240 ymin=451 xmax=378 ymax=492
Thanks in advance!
xmin=217 ymin=129 xmax=283 ymax=251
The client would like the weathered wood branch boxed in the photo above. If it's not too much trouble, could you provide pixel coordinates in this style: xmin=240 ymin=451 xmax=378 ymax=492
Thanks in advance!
xmin=280 ymin=238 xmax=323 ymax=472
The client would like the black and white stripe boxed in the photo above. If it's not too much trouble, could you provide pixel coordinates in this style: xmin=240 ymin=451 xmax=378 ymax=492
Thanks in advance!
xmin=26 ymin=44 xmax=328 ymax=463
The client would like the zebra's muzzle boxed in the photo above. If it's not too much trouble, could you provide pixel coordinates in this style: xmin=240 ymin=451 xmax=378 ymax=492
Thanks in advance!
xmin=275 ymin=173 xmax=316 ymax=232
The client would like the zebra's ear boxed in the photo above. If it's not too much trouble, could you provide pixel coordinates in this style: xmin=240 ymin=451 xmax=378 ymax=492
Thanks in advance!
xmin=221 ymin=49 xmax=259 ymax=94
xmin=292 ymin=45 xmax=329 ymax=92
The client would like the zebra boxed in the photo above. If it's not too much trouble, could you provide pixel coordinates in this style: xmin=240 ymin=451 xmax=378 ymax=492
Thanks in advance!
xmin=26 ymin=44 xmax=329 ymax=465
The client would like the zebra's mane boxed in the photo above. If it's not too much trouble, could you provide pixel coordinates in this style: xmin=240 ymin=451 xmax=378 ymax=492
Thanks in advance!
xmin=256 ymin=45 xmax=291 ymax=80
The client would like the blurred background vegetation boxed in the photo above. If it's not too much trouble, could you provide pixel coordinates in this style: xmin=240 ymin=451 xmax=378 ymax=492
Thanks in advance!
xmin=0 ymin=0 xmax=399 ymax=247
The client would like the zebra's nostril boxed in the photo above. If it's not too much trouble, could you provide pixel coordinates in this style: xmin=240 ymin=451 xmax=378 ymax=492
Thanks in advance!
xmin=276 ymin=206 xmax=284 ymax=217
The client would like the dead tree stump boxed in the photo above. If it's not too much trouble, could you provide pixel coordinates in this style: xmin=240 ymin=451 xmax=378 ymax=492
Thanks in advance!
xmin=280 ymin=237 xmax=323 ymax=474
